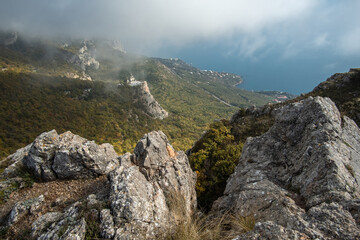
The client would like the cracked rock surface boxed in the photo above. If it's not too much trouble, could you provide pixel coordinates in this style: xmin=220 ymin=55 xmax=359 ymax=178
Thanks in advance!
xmin=213 ymin=96 xmax=360 ymax=239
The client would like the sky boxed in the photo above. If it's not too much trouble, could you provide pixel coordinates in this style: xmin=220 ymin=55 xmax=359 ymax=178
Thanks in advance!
xmin=1 ymin=0 xmax=360 ymax=94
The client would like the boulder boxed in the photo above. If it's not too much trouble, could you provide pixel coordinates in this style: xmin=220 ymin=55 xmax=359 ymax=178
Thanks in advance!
xmin=3 ymin=130 xmax=119 ymax=181
xmin=52 ymin=131 xmax=119 ymax=179
xmin=213 ymin=97 xmax=360 ymax=239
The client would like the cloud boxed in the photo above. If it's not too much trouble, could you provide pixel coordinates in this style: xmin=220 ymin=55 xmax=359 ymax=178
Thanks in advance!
xmin=0 ymin=1 xmax=314 ymax=51
xmin=0 ymin=0 xmax=359 ymax=59
xmin=313 ymin=34 xmax=329 ymax=48
xmin=339 ymin=27 xmax=360 ymax=55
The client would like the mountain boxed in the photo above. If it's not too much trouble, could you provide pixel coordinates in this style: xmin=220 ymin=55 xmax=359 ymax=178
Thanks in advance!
xmin=0 ymin=31 xmax=279 ymax=159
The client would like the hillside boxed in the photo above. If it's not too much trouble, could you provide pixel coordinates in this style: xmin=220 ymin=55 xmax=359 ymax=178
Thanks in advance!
xmin=0 ymin=31 xmax=278 ymax=158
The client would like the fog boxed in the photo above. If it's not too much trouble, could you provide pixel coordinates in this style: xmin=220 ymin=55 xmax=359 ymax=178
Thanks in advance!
xmin=1 ymin=1 xmax=360 ymax=94
xmin=1 ymin=0 xmax=359 ymax=57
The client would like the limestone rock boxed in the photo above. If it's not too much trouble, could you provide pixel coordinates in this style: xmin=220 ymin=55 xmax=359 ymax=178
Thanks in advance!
xmin=132 ymin=81 xmax=168 ymax=119
xmin=68 ymin=40 xmax=99 ymax=72
xmin=110 ymin=131 xmax=196 ymax=239
xmin=59 ymin=218 xmax=86 ymax=240
xmin=213 ymin=97 xmax=360 ymax=239
xmin=234 ymin=221 xmax=310 ymax=240
xmin=31 ymin=212 xmax=63 ymax=237
xmin=7 ymin=195 xmax=44 ymax=227
xmin=52 ymin=131 xmax=119 ymax=179
xmin=3 ymin=130 xmax=119 ymax=181
xmin=0 ymin=143 xmax=31 ymax=178
xmin=100 ymin=209 xmax=115 ymax=239
xmin=23 ymin=130 xmax=59 ymax=181
xmin=38 ymin=202 xmax=80 ymax=240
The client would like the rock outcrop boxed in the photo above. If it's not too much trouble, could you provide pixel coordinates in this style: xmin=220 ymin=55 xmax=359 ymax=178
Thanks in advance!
xmin=2 ymin=130 xmax=196 ymax=239
xmin=132 ymin=81 xmax=169 ymax=119
xmin=213 ymin=96 xmax=360 ymax=239
xmin=7 ymin=195 xmax=44 ymax=227
xmin=109 ymin=131 xmax=196 ymax=239
xmin=2 ymin=130 xmax=119 ymax=181
xmin=68 ymin=40 xmax=100 ymax=72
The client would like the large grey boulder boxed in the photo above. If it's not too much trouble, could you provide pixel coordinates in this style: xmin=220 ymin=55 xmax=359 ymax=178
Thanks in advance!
xmin=109 ymin=131 xmax=196 ymax=239
xmin=3 ymin=130 xmax=119 ymax=181
xmin=213 ymin=97 xmax=360 ymax=239
xmin=52 ymin=131 xmax=119 ymax=179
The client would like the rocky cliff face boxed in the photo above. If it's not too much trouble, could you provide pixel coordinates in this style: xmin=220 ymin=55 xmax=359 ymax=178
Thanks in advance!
xmin=132 ymin=81 xmax=169 ymax=119
xmin=0 ymin=131 xmax=196 ymax=239
xmin=213 ymin=96 xmax=360 ymax=239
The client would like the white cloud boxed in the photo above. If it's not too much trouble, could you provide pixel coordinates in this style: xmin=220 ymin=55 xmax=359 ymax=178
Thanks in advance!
xmin=339 ymin=28 xmax=360 ymax=55
xmin=313 ymin=34 xmax=329 ymax=48
xmin=281 ymin=43 xmax=300 ymax=59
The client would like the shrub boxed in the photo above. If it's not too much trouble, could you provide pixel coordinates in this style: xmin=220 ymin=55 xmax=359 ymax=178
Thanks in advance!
xmin=189 ymin=120 xmax=243 ymax=211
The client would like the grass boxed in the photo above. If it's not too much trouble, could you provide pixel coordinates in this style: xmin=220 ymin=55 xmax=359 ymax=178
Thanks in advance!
xmin=163 ymin=189 xmax=256 ymax=240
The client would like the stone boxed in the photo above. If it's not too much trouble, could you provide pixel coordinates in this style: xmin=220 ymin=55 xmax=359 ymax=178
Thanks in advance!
xmin=109 ymin=131 xmax=196 ymax=239
xmin=100 ymin=209 xmax=115 ymax=239
xmin=31 ymin=212 xmax=63 ymax=237
xmin=59 ymin=218 xmax=86 ymax=240
xmin=0 ymin=144 xmax=31 ymax=178
xmin=2 ymin=130 xmax=119 ymax=181
xmin=52 ymin=131 xmax=119 ymax=179
xmin=38 ymin=202 xmax=81 ymax=240
xmin=7 ymin=195 xmax=45 ymax=227
xmin=68 ymin=40 xmax=99 ymax=72
xmin=213 ymin=97 xmax=360 ymax=239
xmin=23 ymin=130 xmax=59 ymax=181
xmin=234 ymin=221 xmax=311 ymax=240
xmin=86 ymin=194 xmax=99 ymax=206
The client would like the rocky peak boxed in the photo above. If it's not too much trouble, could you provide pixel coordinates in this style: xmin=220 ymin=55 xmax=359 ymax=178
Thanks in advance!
xmin=213 ymin=96 xmax=360 ymax=239
xmin=132 ymin=81 xmax=169 ymax=119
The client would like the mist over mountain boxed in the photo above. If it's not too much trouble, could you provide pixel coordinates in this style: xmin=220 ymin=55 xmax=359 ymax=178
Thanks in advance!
xmin=1 ymin=0 xmax=359 ymax=94
xmin=1 ymin=1 xmax=360 ymax=239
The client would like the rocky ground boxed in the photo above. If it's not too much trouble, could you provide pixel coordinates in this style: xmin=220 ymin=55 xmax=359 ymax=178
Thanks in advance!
xmin=0 ymin=130 xmax=195 ymax=239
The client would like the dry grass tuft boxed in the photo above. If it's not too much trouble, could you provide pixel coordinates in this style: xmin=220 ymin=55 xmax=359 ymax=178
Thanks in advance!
xmin=163 ymin=189 xmax=256 ymax=240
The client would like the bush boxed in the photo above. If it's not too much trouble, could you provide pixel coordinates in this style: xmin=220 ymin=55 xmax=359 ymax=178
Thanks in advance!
xmin=189 ymin=120 xmax=243 ymax=211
